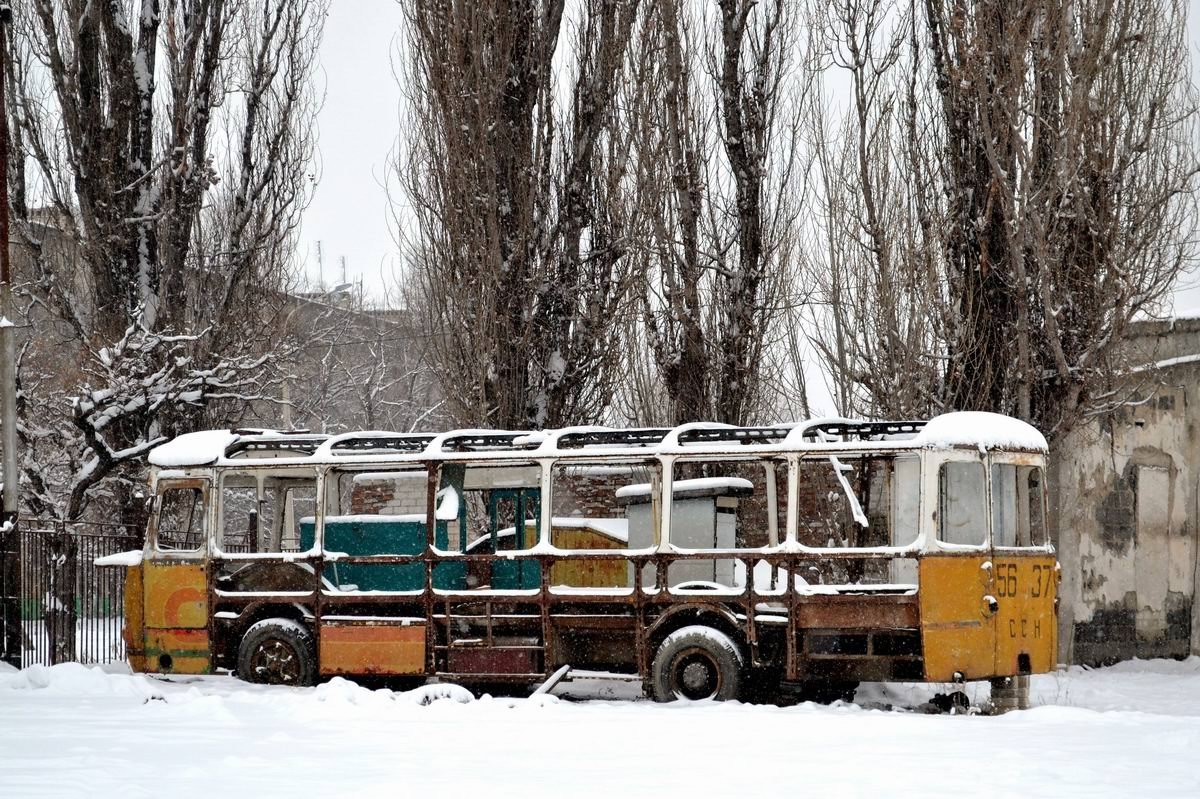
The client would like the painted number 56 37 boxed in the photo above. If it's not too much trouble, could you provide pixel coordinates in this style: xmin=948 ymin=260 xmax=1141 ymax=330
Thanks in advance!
xmin=995 ymin=563 xmax=1018 ymax=597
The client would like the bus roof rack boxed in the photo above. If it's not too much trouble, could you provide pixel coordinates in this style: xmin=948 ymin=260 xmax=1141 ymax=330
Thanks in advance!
xmin=438 ymin=431 xmax=542 ymax=453
xmin=799 ymin=420 xmax=926 ymax=441
xmin=556 ymin=428 xmax=673 ymax=449
xmin=675 ymin=426 xmax=796 ymax=445
xmin=328 ymin=434 xmax=436 ymax=454
xmin=225 ymin=435 xmax=329 ymax=458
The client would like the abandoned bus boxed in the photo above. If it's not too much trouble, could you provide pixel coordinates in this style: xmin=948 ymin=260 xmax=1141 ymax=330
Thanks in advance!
xmin=104 ymin=411 xmax=1057 ymax=704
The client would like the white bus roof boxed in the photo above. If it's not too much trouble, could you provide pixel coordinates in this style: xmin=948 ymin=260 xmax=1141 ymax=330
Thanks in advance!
xmin=146 ymin=412 xmax=1047 ymax=469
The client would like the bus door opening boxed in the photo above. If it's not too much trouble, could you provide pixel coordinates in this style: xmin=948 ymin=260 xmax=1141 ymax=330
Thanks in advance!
xmin=142 ymin=480 xmax=211 ymax=674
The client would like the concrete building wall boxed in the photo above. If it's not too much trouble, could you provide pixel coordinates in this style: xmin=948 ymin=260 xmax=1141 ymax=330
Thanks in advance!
xmin=1055 ymin=318 xmax=1200 ymax=665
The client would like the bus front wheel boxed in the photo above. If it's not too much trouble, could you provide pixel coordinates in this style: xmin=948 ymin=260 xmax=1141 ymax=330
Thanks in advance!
xmin=650 ymin=625 xmax=743 ymax=702
xmin=237 ymin=618 xmax=317 ymax=686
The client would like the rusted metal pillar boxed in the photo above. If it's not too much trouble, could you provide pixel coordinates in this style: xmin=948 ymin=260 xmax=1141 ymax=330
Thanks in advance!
xmin=0 ymin=1 xmax=21 ymax=669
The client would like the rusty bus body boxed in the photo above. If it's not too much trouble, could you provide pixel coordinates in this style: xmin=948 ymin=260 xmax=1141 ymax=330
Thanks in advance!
xmin=110 ymin=412 xmax=1058 ymax=703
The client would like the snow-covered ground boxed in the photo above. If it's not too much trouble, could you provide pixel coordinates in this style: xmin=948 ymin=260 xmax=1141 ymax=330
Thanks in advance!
xmin=2 ymin=660 xmax=1199 ymax=797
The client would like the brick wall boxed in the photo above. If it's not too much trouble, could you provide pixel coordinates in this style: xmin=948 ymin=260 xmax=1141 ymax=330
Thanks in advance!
xmin=349 ymin=474 xmax=428 ymax=516
xmin=551 ymin=466 xmax=638 ymax=517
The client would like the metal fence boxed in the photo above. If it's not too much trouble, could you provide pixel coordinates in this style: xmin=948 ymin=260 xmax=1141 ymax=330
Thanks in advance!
xmin=14 ymin=518 xmax=140 ymax=667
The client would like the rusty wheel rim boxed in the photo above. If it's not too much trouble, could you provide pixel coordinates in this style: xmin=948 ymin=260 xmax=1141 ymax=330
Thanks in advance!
xmin=250 ymin=638 xmax=301 ymax=684
xmin=671 ymin=646 xmax=721 ymax=700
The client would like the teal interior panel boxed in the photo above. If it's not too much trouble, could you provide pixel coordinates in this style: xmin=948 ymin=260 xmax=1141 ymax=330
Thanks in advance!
xmin=300 ymin=518 xmax=466 ymax=591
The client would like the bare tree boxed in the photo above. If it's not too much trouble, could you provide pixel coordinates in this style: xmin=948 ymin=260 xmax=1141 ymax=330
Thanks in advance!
xmin=807 ymin=0 xmax=1198 ymax=437
xmin=629 ymin=0 xmax=807 ymax=426
xmin=923 ymin=0 xmax=1198 ymax=436
xmin=805 ymin=0 xmax=949 ymax=419
xmin=398 ymin=0 xmax=640 ymax=430
xmin=627 ymin=0 xmax=711 ymax=424
xmin=285 ymin=306 xmax=447 ymax=435
xmin=6 ymin=0 xmax=327 ymax=519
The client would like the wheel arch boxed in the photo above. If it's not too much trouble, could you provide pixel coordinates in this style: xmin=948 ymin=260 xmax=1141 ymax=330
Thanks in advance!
xmin=215 ymin=601 xmax=314 ymax=668
xmin=645 ymin=603 xmax=745 ymax=661
xmin=235 ymin=615 xmax=318 ymax=685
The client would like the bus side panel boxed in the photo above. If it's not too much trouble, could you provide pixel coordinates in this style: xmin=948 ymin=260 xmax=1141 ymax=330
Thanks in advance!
xmin=319 ymin=623 xmax=425 ymax=676
xmin=142 ymin=561 xmax=211 ymax=674
xmin=123 ymin=564 xmax=147 ymax=672
xmin=919 ymin=556 xmax=996 ymax=681
xmin=993 ymin=554 xmax=1058 ymax=676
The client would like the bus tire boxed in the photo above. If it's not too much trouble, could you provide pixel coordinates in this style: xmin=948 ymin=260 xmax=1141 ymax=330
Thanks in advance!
xmin=650 ymin=625 xmax=743 ymax=702
xmin=237 ymin=618 xmax=317 ymax=686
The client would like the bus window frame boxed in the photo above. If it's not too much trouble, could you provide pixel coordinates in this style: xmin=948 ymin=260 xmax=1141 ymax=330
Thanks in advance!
xmin=545 ymin=457 xmax=664 ymax=557
xmin=151 ymin=477 xmax=211 ymax=557
xmin=664 ymin=454 xmax=788 ymax=554
xmin=988 ymin=452 xmax=1053 ymax=553
xmin=213 ymin=466 xmax=321 ymax=560
xmin=786 ymin=451 xmax=927 ymax=557
xmin=435 ymin=458 xmax=548 ymax=556
xmin=932 ymin=450 xmax=991 ymax=552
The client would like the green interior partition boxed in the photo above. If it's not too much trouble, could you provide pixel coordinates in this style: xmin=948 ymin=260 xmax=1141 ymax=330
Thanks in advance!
xmin=300 ymin=516 xmax=465 ymax=591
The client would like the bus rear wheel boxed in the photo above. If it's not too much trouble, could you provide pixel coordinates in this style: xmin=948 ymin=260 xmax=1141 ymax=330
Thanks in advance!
xmin=650 ymin=625 xmax=743 ymax=702
xmin=238 ymin=619 xmax=317 ymax=686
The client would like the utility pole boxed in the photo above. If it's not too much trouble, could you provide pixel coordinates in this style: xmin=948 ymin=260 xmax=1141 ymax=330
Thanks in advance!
xmin=0 ymin=0 xmax=22 ymax=669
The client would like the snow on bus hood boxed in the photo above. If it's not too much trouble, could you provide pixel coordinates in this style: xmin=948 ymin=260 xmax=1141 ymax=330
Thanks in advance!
xmin=148 ymin=430 xmax=239 ymax=467
xmin=912 ymin=412 xmax=1047 ymax=452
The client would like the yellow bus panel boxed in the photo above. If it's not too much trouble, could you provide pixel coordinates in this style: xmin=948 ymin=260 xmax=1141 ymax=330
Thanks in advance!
xmin=549 ymin=527 xmax=629 ymax=588
xmin=320 ymin=624 xmax=425 ymax=676
xmin=143 ymin=562 xmax=207 ymax=629
xmin=992 ymin=554 xmax=1057 ymax=676
xmin=145 ymin=628 xmax=211 ymax=674
xmin=122 ymin=564 xmax=147 ymax=672
xmin=919 ymin=556 xmax=996 ymax=681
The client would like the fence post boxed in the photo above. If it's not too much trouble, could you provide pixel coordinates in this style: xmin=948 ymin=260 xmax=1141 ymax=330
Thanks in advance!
xmin=45 ymin=524 xmax=78 ymax=664
xmin=0 ymin=515 xmax=16 ymax=667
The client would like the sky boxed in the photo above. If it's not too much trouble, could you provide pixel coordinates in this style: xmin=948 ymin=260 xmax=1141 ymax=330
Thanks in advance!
xmin=299 ymin=3 xmax=407 ymax=299
xmin=1171 ymin=0 xmax=1200 ymax=311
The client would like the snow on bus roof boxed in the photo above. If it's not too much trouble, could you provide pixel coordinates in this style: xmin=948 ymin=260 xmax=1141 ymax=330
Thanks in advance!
xmin=912 ymin=412 xmax=1047 ymax=452
xmin=148 ymin=430 xmax=240 ymax=466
